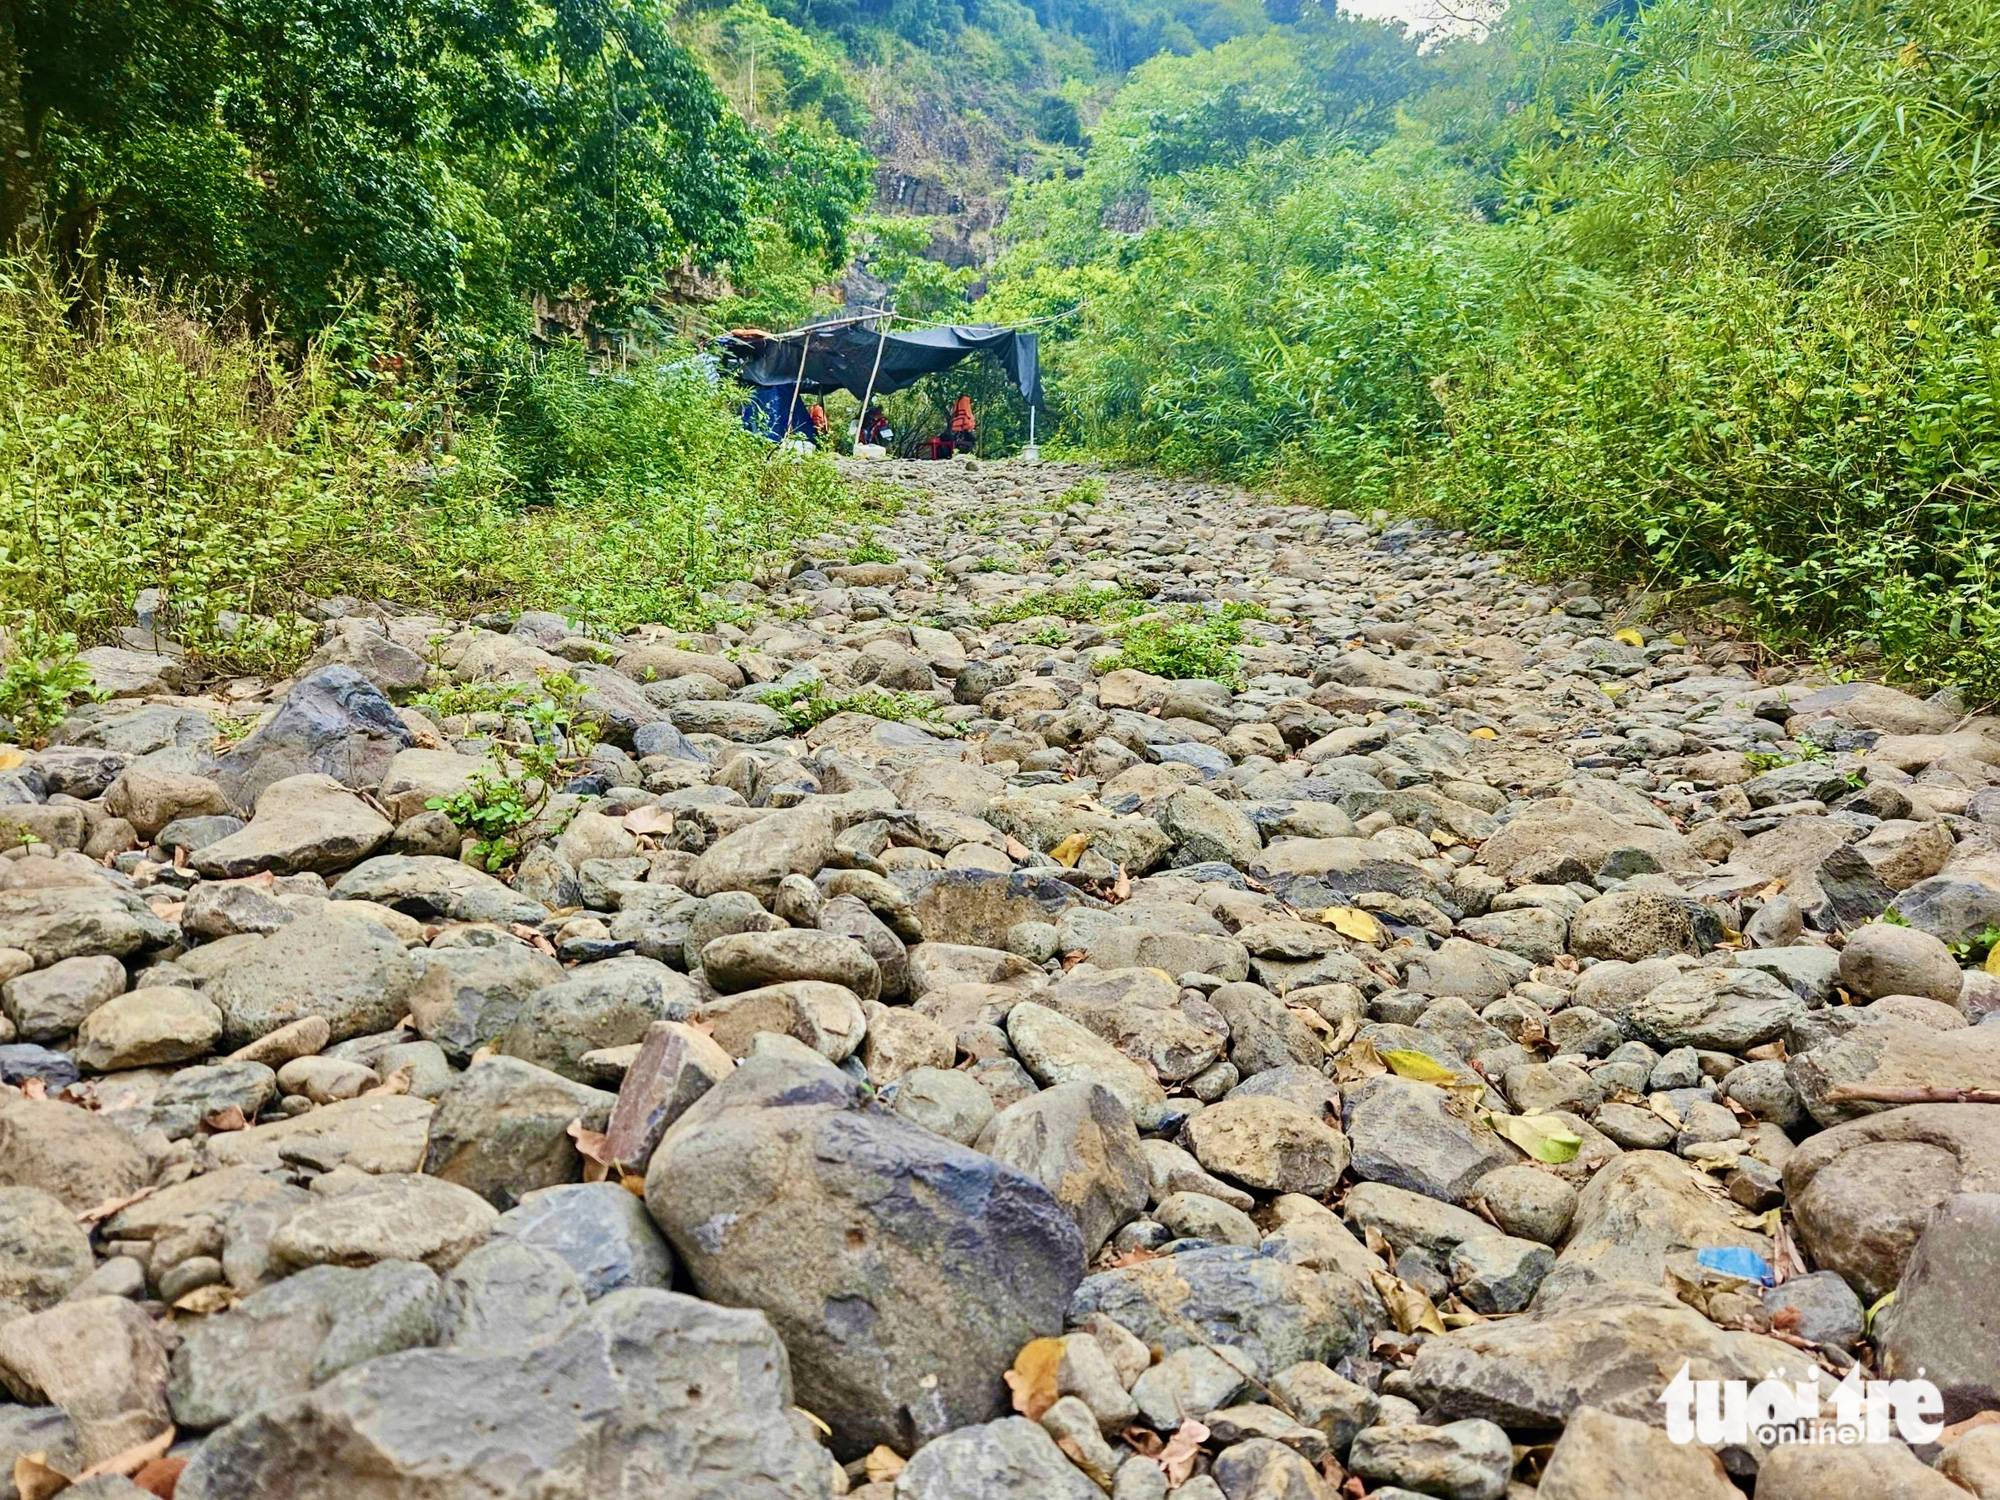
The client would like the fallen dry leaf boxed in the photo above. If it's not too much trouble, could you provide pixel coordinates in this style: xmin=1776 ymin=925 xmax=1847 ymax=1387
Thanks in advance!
xmin=622 ymin=806 xmax=678 ymax=836
xmin=19 ymin=1077 xmax=46 ymax=1100
xmin=1003 ymin=1337 xmax=1064 ymax=1421
xmin=567 ymin=1118 xmax=614 ymax=1182
xmin=361 ymin=1065 xmax=413 ymax=1098
xmin=1370 ymin=1270 xmax=1446 ymax=1336
xmin=13 ymin=1454 xmax=70 ymax=1500
xmin=863 ymin=1445 xmax=906 ymax=1483
xmin=1158 ymin=1418 xmax=1209 ymax=1485
xmin=131 ymin=1457 xmax=184 ymax=1498
xmin=172 ymin=1284 xmax=236 ymax=1315
xmin=1048 ymin=832 xmax=1091 ymax=868
xmin=200 ymin=1105 xmax=247 ymax=1133
xmin=77 ymin=1184 xmax=157 ymax=1226
xmin=76 ymin=1426 xmax=174 ymax=1480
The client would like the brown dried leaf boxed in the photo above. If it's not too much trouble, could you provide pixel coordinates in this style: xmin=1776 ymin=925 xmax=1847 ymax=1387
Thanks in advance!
xmin=77 ymin=1184 xmax=156 ymax=1226
xmin=19 ymin=1077 xmax=46 ymax=1101
xmin=200 ymin=1105 xmax=247 ymax=1133
xmin=172 ymin=1284 xmax=235 ymax=1315
xmin=1370 ymin=1270 xmax=1445 ymax=1336
xmin=132 ymin=1457 xmax=185 ymax=1498
xmin=1334 ymin=1037 xmax=1387 ymax=1083
xmin=622 ymin=806 xmax=678 ymax=836
xmin=361 ymin=1065 xmax=412 ymax=1098
xmin=567 ymin=1118 xmax=614 ymax=1182
xmin=1121 ymin=1427 xmax=1164 ymax=1459
xmin=13 ymin=1454 xmax=70 ymax=1500
xmin=1158 ymin=1418 xmax=1209 ymax=1485
xmin=75 ymin=1426 xmax=174 ymax=1480
xmin=862 ymin=1446 xmax=906 ymax=1483
xmin=1003 ymin=1337 xmax=1064 ymax=1421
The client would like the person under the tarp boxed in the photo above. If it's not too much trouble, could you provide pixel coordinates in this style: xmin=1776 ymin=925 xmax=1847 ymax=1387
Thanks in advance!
xmin=859 ymin=405 xmax=893 ymax=449
xmin=949 ymin=394 xmax=977 ymax=453
xmin=807 ymin=401 xmax=830 ymax=443
xmin=918 ymin=394 xmax=976 ymax=459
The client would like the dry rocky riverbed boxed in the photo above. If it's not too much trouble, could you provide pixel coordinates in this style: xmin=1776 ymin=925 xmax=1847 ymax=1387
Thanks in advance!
xmin=2 ymin=457 xmax=2000 ymax=1498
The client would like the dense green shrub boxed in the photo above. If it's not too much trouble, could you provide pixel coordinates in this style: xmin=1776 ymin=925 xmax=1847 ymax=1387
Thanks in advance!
xmin=0 ymin=261 xmax=870 ymax=670
xmin=989 ymin=0 xmax=2000 ymax=700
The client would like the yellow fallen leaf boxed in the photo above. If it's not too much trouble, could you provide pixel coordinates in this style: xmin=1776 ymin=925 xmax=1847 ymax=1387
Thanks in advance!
xmin=1318 ymin=906 xmax=1386 ymax=945
xmin=1003 ymin=1337 xmax=1064 ymax=1421
xmin=0 ymin=750 xmax=26 ymax=772
xmin=1469 ymin=726 xmax=1497 ymax=740
xmin=1666 ymin=633 xmax=1687 ymax=646
xmin=1986 ymin=943 xmax=2000 ymax=977
xmin=1048 ymin=833 xmax=1090 ymax=868
xmin=1380 ymin=1048 xmax=1461 ymax=1085
xmin=1600 ymin=683 xmax=1626 ymax=698
xmin=1485 ymin=1111 xmax=1583 ymax=1164
xmin=1865 ymin=1289 xmax=1896 ymax=1334
xmin=1613 ymin=627 xmax=1645 ymax=647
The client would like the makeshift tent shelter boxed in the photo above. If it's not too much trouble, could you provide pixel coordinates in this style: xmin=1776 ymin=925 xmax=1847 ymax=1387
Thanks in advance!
xmin=722 ymin=317 xmax=1042 ymax=407
xmin=719 ymin=315 xmax=1044 ymax=448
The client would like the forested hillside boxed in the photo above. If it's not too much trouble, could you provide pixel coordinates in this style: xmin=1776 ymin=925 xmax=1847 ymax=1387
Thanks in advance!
xmin=987 ymin=0 xmax=2000 ymax=696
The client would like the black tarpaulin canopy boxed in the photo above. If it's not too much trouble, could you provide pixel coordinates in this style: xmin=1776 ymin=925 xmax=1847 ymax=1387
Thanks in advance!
xmin=725 ymin=318 xmax=1042 ymax=407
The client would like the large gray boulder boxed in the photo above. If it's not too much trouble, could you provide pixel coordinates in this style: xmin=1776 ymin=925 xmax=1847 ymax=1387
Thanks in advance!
xmin=1534 ymin=1151 xmax=1768 ymax=1310
xmin=974 ymin=1082 xmax=1147 ymax=1257
xmin=422 ymin=1055 xmax=616 ymax=1209
xmin=190 ymin=774 xmax=392 ymax=878
xmin=1342 ymin=1076 xmax=1516 ymax=1205
xmin=0 ymin=885 xmax=175 ymax=966
xmin=1785 ymin=1104 xmax=2000 ymax=1302
xmin=497 ymin=956 xmax=699 ymax=1081
xmin=1067 ymin=1244 xmax=1378 ymax=1376
xmin=894 ymin=1418 xmax=1101 ymax=1500
xmin=645 ymin=1052 xmax=1085 ymax=1457
xmin=214 ymin=665 xmax=415 ymax=809
xmin=175 ymin=1290 xmax=833 ymax=1499
xmin=494 ymin=1182 xmax=675 ymax=1300
xmin=205 ymin=910 xmax=422 ymax=1048
xmin=168 ymin=1261 xmax=444 ymax=1430
xmin=1876 ymin=1191 xmax=2000 ymax=1422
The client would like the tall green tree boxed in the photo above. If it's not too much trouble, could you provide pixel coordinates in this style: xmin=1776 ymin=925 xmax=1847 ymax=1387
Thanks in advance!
xmin=3 ymin=0 xmax=870 ymax=336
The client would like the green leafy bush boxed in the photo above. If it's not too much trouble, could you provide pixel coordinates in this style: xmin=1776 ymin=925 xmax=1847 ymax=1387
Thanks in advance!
xmin=0 ymin=263 xmax=868 ymax=672
xmin=757 ymin=681 xmax=954 ymax=733
xmin=987 ymin=0 xmax=2000 ymax=703
xmin=0 ymin=615 xmax=103 ymax=741
xmin=983 ymin=583 xmax=1144 ymax=624
xmin=425 ymin=673 xmax=602 ymax=870
xmin=1107 ymin=610 xmax=1244 ymax=683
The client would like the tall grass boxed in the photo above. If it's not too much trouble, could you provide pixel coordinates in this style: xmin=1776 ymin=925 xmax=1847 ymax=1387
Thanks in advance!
xmin=0 ymin=262 xmax=870 ymax=670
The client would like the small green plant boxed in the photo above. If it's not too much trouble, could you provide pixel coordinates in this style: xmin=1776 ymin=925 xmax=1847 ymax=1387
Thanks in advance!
xmin=0 ymin=614 xmax=103 ymax=741
xmin=969 ymin=554 xmax=1018 ymax=574
xmin=1106 ymin=610 xmax=1246 ymax=684
xmin=757 ymin=681 xmax=955 ymax=734
xmin=1024 ymin=623 xmax=1068 ymax=646
xmin=1947 ymin=924 xmax=2000 ymax=964
xmin=983 ymin=584 xmax=1143 ymax=625
xmin=425 ymin=672 xmax=602 ymax=870
xmin=848 ymin=536 xmax=898 ymax=565
xmin=1056 ymin=478 xmax=1106 ymax=508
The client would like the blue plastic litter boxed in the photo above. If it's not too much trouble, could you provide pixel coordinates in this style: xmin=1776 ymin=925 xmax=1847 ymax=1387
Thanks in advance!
xmin=1697 ymin=1247 xmax=1775 ymax=1285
